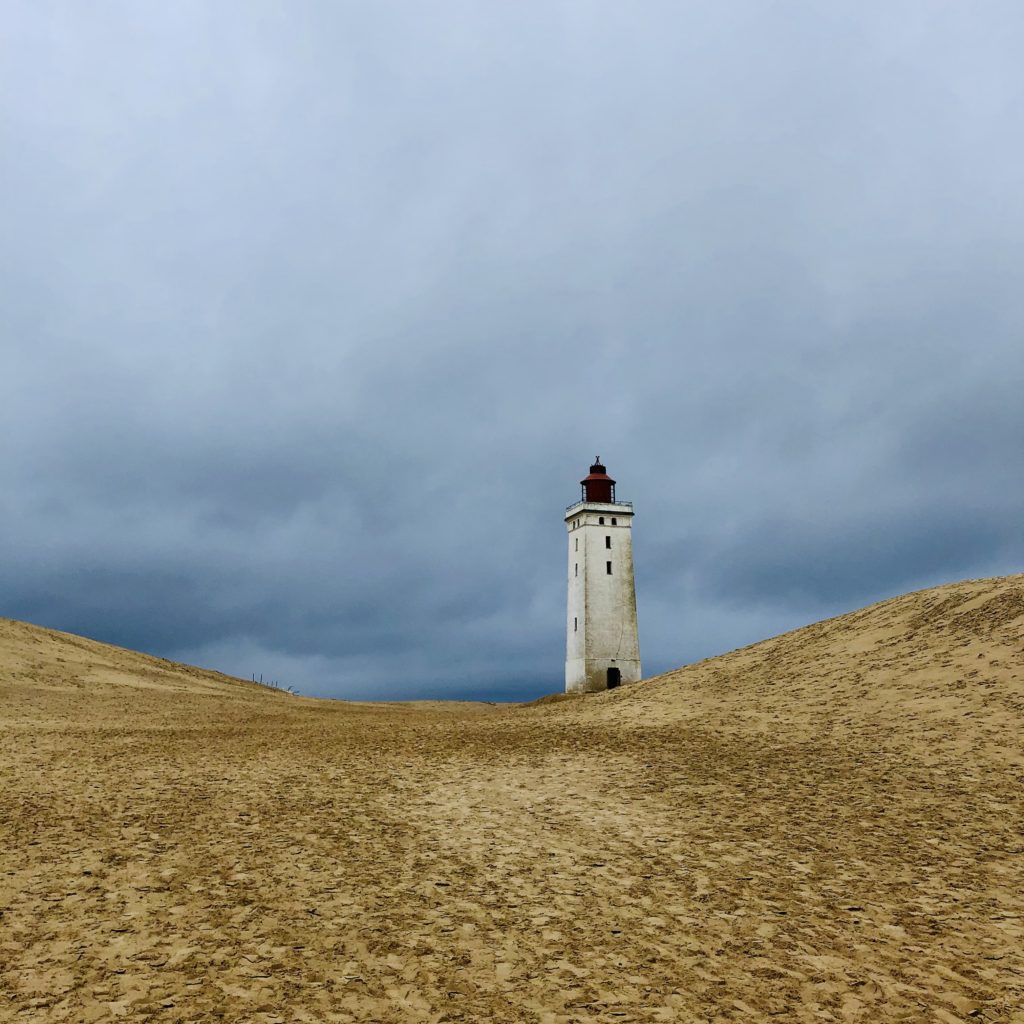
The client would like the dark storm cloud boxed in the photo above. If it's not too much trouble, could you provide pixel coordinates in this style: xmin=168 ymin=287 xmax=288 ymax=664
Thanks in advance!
xmin=2 ymin=2 xmax=1023 ymax=699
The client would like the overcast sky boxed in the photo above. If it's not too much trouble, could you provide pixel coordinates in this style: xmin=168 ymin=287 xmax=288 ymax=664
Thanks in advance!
xmin=2 ymin=2 xmax=1022 ymax=701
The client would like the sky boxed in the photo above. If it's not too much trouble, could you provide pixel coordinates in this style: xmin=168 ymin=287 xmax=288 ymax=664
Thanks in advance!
xmin=2 ymin=1 xmax=1023 ymax=701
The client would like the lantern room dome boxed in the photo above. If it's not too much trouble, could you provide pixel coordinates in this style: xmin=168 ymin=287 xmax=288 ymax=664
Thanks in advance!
xmin=580 ymin=458 xmax=616 ymax=503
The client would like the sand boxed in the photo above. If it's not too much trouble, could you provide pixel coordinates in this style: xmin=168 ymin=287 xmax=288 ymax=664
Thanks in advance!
xmin=1 ymin=574 xmax=1023 ymax=1023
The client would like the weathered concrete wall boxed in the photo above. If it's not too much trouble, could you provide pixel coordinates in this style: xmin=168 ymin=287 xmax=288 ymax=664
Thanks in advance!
xmin=565 ymin=501 xmax=641 ymax=693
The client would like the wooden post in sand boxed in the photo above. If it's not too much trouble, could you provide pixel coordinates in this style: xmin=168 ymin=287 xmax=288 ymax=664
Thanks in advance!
xmin=564 ymin=458 xmax=641 ymax=693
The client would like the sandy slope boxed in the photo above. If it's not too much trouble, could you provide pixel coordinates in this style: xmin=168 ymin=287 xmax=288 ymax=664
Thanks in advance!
xmin=1 ymin=575 xmax=1023 ymax=1023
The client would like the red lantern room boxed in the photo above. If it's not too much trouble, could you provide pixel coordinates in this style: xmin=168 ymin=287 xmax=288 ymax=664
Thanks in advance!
xmin=581 ymin=457 xmax=616 ymax=503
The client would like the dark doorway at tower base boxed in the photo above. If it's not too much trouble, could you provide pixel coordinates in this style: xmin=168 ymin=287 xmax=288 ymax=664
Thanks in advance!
xmin=607 ymin=667 xmax=621 ymax=689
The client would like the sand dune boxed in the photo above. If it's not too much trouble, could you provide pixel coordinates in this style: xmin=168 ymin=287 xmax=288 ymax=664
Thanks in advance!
xmin=2 ymin=575 xmax=1023 ymax=1023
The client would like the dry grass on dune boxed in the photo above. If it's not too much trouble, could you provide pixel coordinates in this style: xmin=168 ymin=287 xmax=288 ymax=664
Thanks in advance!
xmin=2 ymin=575 xmax=1023 ymax=1023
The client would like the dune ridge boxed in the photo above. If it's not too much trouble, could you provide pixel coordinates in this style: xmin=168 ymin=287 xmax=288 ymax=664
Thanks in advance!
xmin=555 ymin=573 xmax=1024 ymax=763
xmin=2 ymin=575 xmax=1023 ymax=1023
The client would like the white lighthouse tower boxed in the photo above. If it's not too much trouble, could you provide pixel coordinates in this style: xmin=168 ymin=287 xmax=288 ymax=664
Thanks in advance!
xmin=565 ymin=458 xmax=641 ymax=693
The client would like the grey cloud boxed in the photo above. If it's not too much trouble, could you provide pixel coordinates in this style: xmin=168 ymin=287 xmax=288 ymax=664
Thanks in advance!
xmin=2 ymin=2 xmax=1023 ymax=699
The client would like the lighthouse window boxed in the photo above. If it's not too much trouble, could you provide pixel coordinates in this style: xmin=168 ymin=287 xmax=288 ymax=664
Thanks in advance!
xmin=574 ymin=563 xmax=578 ymax=577
xmin=605 ymin=536 xmax=611 ymax=548
xmin=574 ymin=617 xmax=577 ymax=632
xmin=611 ymin=518 xmax=617 ymax=525
xmin=606 ymin=561 xmax=612 ymax=574
xmin=599 ymin=517 xmax=605 ymax=525
xmin=574 ymin=538 xmax=578 ymax=551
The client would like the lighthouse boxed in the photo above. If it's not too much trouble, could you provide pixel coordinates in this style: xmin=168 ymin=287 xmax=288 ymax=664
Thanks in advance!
xmin=564 ymin=458 xmax=641 ymax=693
